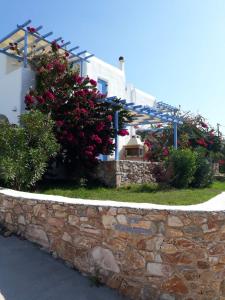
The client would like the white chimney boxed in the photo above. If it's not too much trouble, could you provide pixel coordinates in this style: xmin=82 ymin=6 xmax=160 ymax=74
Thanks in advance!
xmin=119 ymin=56 xmax=125 ymax=73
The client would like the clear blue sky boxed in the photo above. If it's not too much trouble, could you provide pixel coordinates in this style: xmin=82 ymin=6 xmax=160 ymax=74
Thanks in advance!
xmin=1 ymin=0 xmax=225 ymax=132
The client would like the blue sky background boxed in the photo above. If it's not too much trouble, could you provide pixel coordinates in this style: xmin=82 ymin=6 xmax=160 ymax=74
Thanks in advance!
xmin=1 ymin=0 xmax=225 ymax=132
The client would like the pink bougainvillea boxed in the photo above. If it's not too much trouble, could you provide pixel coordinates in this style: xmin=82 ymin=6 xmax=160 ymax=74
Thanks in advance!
xmin=118 ymin=129 xmax=129 ymax=136
xmin=141 ymin=114 xmax=223 ymax=163
xmin=25 ymin=43 xmax=131 ymax=169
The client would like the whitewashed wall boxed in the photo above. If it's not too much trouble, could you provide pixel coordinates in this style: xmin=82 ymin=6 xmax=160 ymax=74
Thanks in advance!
xmin=83 ymin=57 xmax=156 ymax=107
xmin=0 ymin=54 xmax=34 ymax=124
xmin=83 ymin=57 xmax=156 ymax=158
xmin=84 ymin=57 xmax=127 ymax=99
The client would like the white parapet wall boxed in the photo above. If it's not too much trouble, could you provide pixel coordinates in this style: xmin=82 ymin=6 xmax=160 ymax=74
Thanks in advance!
xmin=0 ymin=53 xmax=35 ymax=124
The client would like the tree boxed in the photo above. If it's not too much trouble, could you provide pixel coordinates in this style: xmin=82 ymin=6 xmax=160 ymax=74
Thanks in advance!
xmin=25 ymin=42 xmax=131 ymax=172
xmin=0 ymin=111 xmax=59 ymax=190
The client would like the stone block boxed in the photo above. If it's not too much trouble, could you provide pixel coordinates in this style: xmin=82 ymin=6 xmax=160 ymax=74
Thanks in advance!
xmin=146 ymin=262 xmax=171 ymax=277
xmin=91 ymin=246 xmax=120 ymax=273
xmin=18 ymin=215 xmax=26 ymax=225
xmin=62 ymin=232 xmax=72 ymax=243
xmin=162 ymin=276 xmax=188 ymax=295
xmin=102 ymin=215 xmax=117 ymax=229
xmin=48 ymin=217 xmax=64 ymax=227
xmin=5 ymin=212 xmax=13 ymax=224
xmin=168 ymin=216 xmax=184 ymax=227
xmin=68 ymin=215 xmax=79 ymax=226
xmin=26 ymin=224 xmax=49 ymax=248
xmin=116 ymin=214 xmax=127 ymax=225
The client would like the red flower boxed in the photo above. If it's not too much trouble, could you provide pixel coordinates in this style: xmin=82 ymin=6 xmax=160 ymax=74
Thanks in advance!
xmin=219 ymin=160 xmax=225 ymax=165
xmin=162 ymin=147 xmax=169 ymax=156
xmin=36 ymin=96 xmax=45 ymax=104
xmin=56 ymin=120 xmax=64 ymax=127
xmin=78 ymin=90 xmax=85 ymax=97
xmin=25 ymin=94 xmax=34 ymax=104
xmin=80 ymin=108 xmax=88 ymax=114
xmin=46 ymin=63 xmax=53 ymax=70
xmin=201 ymin=122 xmax=208 ymax=129
xmin=86 ymin=145 xmax=95 ymax=151
xmin=96 ymin=121 xmax=105 ymax=132
xmin=85 ymin=150 xmax=93 ymax=157
xmin=89 ymin=100 xmax=94 ymax=108
xmin=54 ymin=61 xmax=66 ymax=73
xmin=73 ymin=74 xmax=83 ymax=85
xmin=90 ymin=79 xmax=97 ymax=86
xmin=79 ymin=131 xmax=85 ymax=138
xmin=197 ymin=138 xmax=207 ymax=147
xmin=44 ymin=91 xmax=55 ymax=101
xmin=107 ymin=115 xmax=113 ymax=122
xmin=118 ymin=129 xmax=129 ymax=136
xmin=144 ymin=140 xmax=152 ymax=149
xmin=107 ymin=139 xmax=113 ymax=145
xmin=91 ymin=134 xmax=102 ymax=144
xmin=27 ymin=27 xmax=36 ymax=33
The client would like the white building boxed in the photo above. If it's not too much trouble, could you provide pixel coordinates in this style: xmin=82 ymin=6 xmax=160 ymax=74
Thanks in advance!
xmin=0 ymin=54 xmax=156 ymax=119
xmin=0 ymin=53 xmax=34 ymax=124
xmin=83 ymin=55 xmax=156 ymax=108
xmin=0 ymin=49 xmax=157 ymax=159
xmin=0 ymin=21 xmax=165 ymax=160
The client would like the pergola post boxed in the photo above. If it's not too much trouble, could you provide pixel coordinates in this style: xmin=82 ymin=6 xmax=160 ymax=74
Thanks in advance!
xmin=114 ymin=111 xmax=119 ymax=161
xmin=80 ymin=60 xmax=83 ymax=77
xmin=23 ymin=30 xmax=28 ymax=68
xmin=173 ymin=122 xmax=178 ymax=149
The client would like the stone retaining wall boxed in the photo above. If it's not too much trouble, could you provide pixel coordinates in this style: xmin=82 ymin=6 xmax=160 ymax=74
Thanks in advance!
xmin=94 ymin=160 xmax=158 ymax=187
xmin=0 ymin=190 xmax=225 ymax=299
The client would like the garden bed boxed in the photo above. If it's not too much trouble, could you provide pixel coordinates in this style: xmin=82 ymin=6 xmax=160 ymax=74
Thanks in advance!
xmin=37 ymin=180 xmax=225 ymax=206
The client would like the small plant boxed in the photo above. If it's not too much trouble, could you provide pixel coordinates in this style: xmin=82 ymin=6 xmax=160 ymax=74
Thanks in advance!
xmin=88 ymin=268 xmax=103 ymax=287
xmin=191 ymin=151 xmax=213 ymax=188
xmin=89 ymin=275 xmax=103 ymax=288
xmin=167 ymin=149 xmax=197 ymax=188
xmin=0 ymin=111 xmax=59 ymax=190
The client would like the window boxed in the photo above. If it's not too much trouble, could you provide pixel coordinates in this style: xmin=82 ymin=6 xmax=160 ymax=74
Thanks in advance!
xmin=97 ymin=78 xmax=108 ymax=95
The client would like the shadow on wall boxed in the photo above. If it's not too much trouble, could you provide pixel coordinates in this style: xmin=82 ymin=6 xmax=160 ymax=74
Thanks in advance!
xmin=20 ymin=67 xmax=35 ymax=115
xmin=6 ymin=56 xmax=21 ymax=75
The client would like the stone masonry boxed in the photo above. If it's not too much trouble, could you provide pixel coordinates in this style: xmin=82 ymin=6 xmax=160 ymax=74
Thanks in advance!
xmin=94 ymin=160 xmax=158 ymax=187
xmin=0 ymin=191 xmax=225 ymax=299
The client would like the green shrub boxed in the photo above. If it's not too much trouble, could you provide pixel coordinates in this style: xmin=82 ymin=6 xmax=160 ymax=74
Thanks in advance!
xmin=191 ymin=154 xmax=213 ymax=188
xmin=167 ymin=149 xmax=197 ymax=188
xmin=0 ymin=111 xmax=59 ymax=190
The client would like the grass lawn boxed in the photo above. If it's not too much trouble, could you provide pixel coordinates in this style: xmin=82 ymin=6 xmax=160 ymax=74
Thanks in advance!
xmin=37 ymin=180 xmax=225 ymax=206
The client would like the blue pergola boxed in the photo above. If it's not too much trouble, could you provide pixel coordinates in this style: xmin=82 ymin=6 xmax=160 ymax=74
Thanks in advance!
xmin=0 ymin=20 xmax=94 ymax=74
xmin=98 ymin=97 xmax=184 ymax=160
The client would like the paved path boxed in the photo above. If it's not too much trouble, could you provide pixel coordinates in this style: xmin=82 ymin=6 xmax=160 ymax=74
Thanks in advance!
xmin=0 ymin=236 xmax=126 ymax=300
